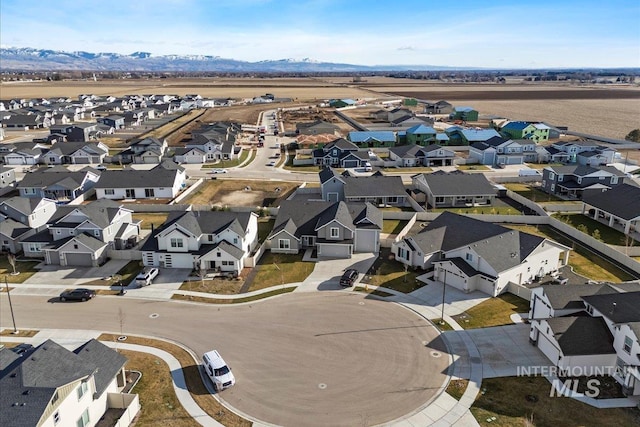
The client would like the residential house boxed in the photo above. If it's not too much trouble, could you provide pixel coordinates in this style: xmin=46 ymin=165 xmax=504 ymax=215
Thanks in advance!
xmin=348 ymin=131 xmax=396 ymax=148
xmin=97 ymin=115 xmax=125 ymax=129
xmin=529 ymin=284 xmax=640 ymax=396
xmin=552 ymin=140 xmax=618 ymax=166
xmin=0 ymin=218 xmax=35 ymax=254
xmin=387 ymin=108 xmax=414 ymax=122
xmin=3 ymin=143 xmax=45 ymax=165
xmin=450 ymin=107 xmax=479 ymax=122
xmin=94 ymin=161 xmax=186 ymax=200
xmin=411 ymin=171 xmax=496 ymax=208
xmin=541 ymin=165 xmax=628 ymax=199
xmin=1 ymin=113 xmax=46 ymax=129
xmin=267 ymin=200 xmax=382 ymax=258
xmin=0 ymin=166 xmax=16 ymax=188
xmin=390 ymin=115 xmax=431 ymax=128
xmin=329 ymin=99 xmax=357 ymax=108
xmin=141 ymin=210 xmax=258 ymax=272
xmin=49 ymin=123 xmax=98 ymax=142
xmin=22 ymin=199 xmax=140 ymax=264
xmin=500 ymin=121 xmax=550 ymax=142
xmin=424 ymin=100 xmax=453 ymax=115
xmin=445 ymin=128 xmax=501 ymax=146
xmin=312 ymin=138 xmax=362 ymax=167
xmin=0 ymin=338 xmax=138 ymax=427
xmin=296 ymin=120 xmax=340 ymax=136
xmin=320 ymin=168 xmax=409 ymax=206
xmin=405 ymin=124 xmax=437 ymax=146
xmin=43 ymin=141 xmax=108 ymax=165
xmin=0 ymin=196 xmax=57 ymax=229
xmin=388 ymin=144 xmax=455 ymax=167
xmin=468 ymin=136 xmax=538 ymax=166
xmin=581 ymin=183 xmax=640 ymax=237
xmin=393 ymin=212 xmax=570 ymax=296
xmin=185 ymin=122 xmax=242 ymax=162
xmin=117 ymin=137 xmax=167 ymax=164
xmin=17 ymin=166 xmax=100 ymax=202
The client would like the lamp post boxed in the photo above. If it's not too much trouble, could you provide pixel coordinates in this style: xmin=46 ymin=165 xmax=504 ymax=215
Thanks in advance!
xmin=4 ymin=276 xmax=18 ymax=334
xmin=440 ymin=269 xmax=447 ymax=325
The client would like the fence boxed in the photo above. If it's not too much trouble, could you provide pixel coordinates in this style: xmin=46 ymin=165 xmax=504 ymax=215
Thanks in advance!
xmin=107 ymin=393 xmax=140 ymax=427
xmin=107 ymin=249 xmax=142 ymax=261
xmin=245 ymin=241 xmax=267 ymax=267
xmin=171 ymin=178 xmax=203 ymax=204
xmin=506 ymin=282 xmax=533 ymax=301
xmin=67 ymin=188 xmax=96 ymax=205
xmin=128 ymin=204 xmax=190 ymax=212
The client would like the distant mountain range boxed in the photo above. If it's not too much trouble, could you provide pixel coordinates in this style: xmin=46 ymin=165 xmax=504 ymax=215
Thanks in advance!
xmin=0 ymin=47 xmax=463 ymax=72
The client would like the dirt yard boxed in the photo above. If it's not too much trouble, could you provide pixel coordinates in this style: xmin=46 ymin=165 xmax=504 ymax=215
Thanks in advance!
xmin=281 ymin=107 xmax=353 ymax=134
xmin=185 ymin=179 xmax=300 ymax=207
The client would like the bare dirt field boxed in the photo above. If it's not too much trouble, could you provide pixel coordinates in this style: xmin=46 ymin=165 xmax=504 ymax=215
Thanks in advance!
xmin=185 ymin=179 xmax=300 ymax=207
xmin=281 ymin=107 xmax=354 ymax=134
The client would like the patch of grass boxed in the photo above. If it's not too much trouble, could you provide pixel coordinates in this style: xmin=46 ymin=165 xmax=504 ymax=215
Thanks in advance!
xmin=238 ymin=148 xmax=256 ymax=168
xmin=471 ymin=376 xmax=640 ymax=427
xmin=453 ymin=293 xmax=530 ymax=329
xmin=173 ymin=286 xmax=296 ymax=303
xmin=0 ymin=259 xmax=41 ymax=283
xmin=431 ymin=319 xmax=455 ymax=332
xmin=382 ymin=166 xmax=433 ymax=173
xmin=504 ymin=183 xmax=571 ymax=203
xmin=282 ymin=157 xmax=322 ymax=173
xmin=82 ymin=260 xmax=143 ymax=287
xmin=249 ymin=252 xmax=314 ymax=291
xmin=353 ymin=286 xmax=394 ymax=298
xmin=257 ymin=218 xmax=275 ymax=243
xmin=457 ymin=164 xmax=490 ymax=171
xmin=132 ymin=212 xmax=170 ymax=230
xmin=506 ymin=224 xmax=634 ymax=282
xmin=554 ymin=213 xmax=639 ymax=246
xmin=525 ymin=162 xmax=563 ymax=169
xmin=446 ymin=379 xmax=469 ymax=400
xmin=382 ymin=219 xmax=409 ymax=234
xmin=0 ymin=329 xmax=39 ymax=337
xmin=202 ymin=150 xmax=250 ymax=169
xmin=365 ymin=262 xmax=425 ymax=293
xmin=98 ymin=334 xmax=251 ymax=427
xmin=179 ymin=278 xmax=244 ymax=295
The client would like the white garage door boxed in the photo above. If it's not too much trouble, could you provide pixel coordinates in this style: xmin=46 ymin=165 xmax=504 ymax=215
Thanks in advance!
xmin=355 ymin=230 xmax=377 ymax=253
xmin=537 ymin=332 xmax=560 ymax=364
xmin=63 ymin=252 xmax=94 ymax=266
xmin=343 ymin=160 xmax=359 ymax=168
xmin=318 ymin=244 xmax=351 ymax=258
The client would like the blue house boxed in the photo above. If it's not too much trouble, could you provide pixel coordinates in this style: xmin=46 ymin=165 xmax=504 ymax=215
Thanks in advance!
xmin=348 ymin=131 xmax=396 ymax=147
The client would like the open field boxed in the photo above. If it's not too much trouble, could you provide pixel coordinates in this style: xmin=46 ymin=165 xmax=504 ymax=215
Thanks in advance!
xmin=184 ymin=179 xmax=299 ymax=207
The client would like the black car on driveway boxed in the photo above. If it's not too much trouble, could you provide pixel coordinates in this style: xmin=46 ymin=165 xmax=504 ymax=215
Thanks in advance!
xmin=339 ymin=269 xmax=359 ymax=287
xmin=59 ymin=288 xmax=96 ymax=302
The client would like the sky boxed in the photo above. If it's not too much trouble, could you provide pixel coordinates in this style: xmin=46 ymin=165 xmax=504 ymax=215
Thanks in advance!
xmin=1 ymin=0 xmax=639 ymax=68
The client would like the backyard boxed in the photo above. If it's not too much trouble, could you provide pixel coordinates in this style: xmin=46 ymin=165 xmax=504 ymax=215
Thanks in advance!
xmin=554 ymin=213 xmax=639 ymax=246
xmin=183 ymin=179 xmax=300 ymax=207
xmin=131 ymin=212 xmax=170 ymax=230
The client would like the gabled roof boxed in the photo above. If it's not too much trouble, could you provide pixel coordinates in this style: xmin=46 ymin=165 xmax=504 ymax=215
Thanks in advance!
xmin=537 ymin=283 xmax=618 ymax=310
xmin=582 ymin=184 xmax=640 ymax=220
xmin=419 ymin=171 xmax=496 ymax=196
xmin=319 ymin=167 xmax=344 ymax=184
xmin=348 ymin=131 xmax=396 ymax=143
xmin=315 ymin=201 xmax=356 ymax=232
xmin=95 ymin=168 xmax=179 ymax=189
xmin=547 ymin=164 xmax=627 ymax=178
xmin=16 ymin=169 xmax=92 ymax=189
xmin=582 ymin=291 xmax=640 ymax=323
xmin=46 ymin=233 xmax=108 ymax=251
xmin=0 ymin=218 xmax=32 ymax=239
xmin=49 ymin=199 xmax=128 ymax=229
xmin=323 ymin=138 xmax=359 ymax=152
xmin=0 ymin=197 xmax=52 ymax=216
xmin=406 ymin=124 xmax=436 ymax=135
xmin=547 ymin=316 xmax=615 ymax=356
xmin=343 ymin=174 xmax=407 ymax=198
xmin=502 ymin=121 xmax=533 ymax=131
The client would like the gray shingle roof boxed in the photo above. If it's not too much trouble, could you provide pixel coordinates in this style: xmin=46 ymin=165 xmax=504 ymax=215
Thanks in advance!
xmin=582 ymin=291 xmax=640 ymax=323
xmin=420 ymin=172 xmax=496 ymax=196
xmin=539 ymin=283 xmax=619 ymax=310
xmin=16 ymin=169 xmax=90 ymax=189
xmin=49 ymin=199 xmax=126 ymax=229
xmin=0 ymin=197 xmax=47 ymax=216
xmin=582 ymin=184 xmax=640 ymax=220
xmin=546 ymin=316 xmax=615 ymax=356
xmin=95 ymin=168 xmax=178 ymax=189
xmin=343 ymin=175 xmax=407 ymax=198
xmin=0 ymin=218 xmax=32 ymax=239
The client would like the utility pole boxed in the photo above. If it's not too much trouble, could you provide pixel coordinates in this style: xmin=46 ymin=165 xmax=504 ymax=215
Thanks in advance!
xmin=4 ymin=276 xmax=18 ymax=334
xmin=440 ymin=269 xmax=447 ymax=325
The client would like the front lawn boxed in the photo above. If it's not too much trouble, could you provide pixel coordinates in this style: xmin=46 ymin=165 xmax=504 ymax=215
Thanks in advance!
xmin=452 ymin=293 xmax=530 ymax=329
xmin=81 ymin=260 xmax=143 ymax=287
xmin=457 ymin=164 xmax=490 ymax=171
xmin=363 ymin=261 xmax=425 ymax=293
xmin=0 ymin=259 xmax=41 ymax=283
xmin=248 ymin=252 xmax=314 ymax=291
xmin=470 ymin=376 xmax=640 ymax=427
xmin=202 ymin=149 xmax=251 ymax=169
xmin=554 ymin=213 xmax=639 ymax=246
xmin=180 ymin=278 xmax=245 ymax=295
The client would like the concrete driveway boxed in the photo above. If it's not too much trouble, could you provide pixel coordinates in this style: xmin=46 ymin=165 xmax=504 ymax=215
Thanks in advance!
xmin=444 ymin=324 xmax=551 ymax=379
xmin=294 ymin=252 xmax=378 ymax=292
xmin=123 ymin=268 xmax=191 ymax=299
xmin=23 ymin=259 xmax=130 ymax=286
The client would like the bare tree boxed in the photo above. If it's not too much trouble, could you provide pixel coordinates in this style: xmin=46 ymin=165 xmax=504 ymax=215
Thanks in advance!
xmin=7 ymin=253 xmax=18 ymax=275
xmin=198 ymin=263 xmax=208 ymax=291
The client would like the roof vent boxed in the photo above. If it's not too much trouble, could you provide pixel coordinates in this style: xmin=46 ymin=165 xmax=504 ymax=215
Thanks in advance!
xmin=22 ymin=390 xmax=30 ymax=395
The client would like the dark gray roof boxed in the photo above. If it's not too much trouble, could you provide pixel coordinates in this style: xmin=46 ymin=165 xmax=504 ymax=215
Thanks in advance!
xmin=319 ymin=167 xmax=343 ymax=184
xmin=0 ymin=196 xmax=48 ymax=216
xmin=46 ymin=141 xmax=107 ymax=156
xmin=45 ymin=233 xmax=108 ymax=251
xmin=420 ymin=172 xmax=496 ymax=196
xmin=95 ymin=168 xmax=179 ymax=189
xmin=582 ymin=291 xmax=640 ymax=323
xmin=548 ymin=164 xmax=627 ymax=178
xmin=583 ymin=184 xmax=640 ymax=220
xmin=0 ymin=339 xmax=126 ymax=427
xmin=16 ymin=169 xmax=90 ymax=189
xmin=547 ymin=316 xmax=615 ymax=356
xmin=343 ymin=175 xmax=407 ymax=198
xmin=540 ymin=283 xmax=620 ymax=310
xmin=49 ymin=199 xmax=126 ymax=229
xmin=324 ymin=138 xmax=359 ymax=152
xmin=389 ymin=144 xmax=423 ymax=158
xmin=0 ymin=218 xmax=32 ymax=239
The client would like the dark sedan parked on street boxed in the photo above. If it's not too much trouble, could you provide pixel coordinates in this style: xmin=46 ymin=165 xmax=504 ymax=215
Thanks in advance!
xmin=59 ymin=288 xmax=96 ymax=302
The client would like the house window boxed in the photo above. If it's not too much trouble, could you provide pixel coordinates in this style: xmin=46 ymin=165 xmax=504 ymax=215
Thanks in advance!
xmin=144 ymin=188 xmax=155 ymax=197
xmin=170 ymin=238 xmax=183 ymax=248
xmin=615 ymin=357 xmax=625 ymax=376
xmin=104 ymin=189 xmax=115 ymax=195
xmin=278 ymin=239 xmax=290 ymax=250
xmin=624 ymin=336 xmax=633 ymax=354
xmin=435 ymin=196 xmax=445 ymax=204
xmin=53 ymin=411 xmax=60 ymax=425
xmin=73 ymin=244 xmax=78 ymax=249
xmin=233 ymin=238 xmax=238 ymax=244
xmin=76 ymin=409 xmax=90 ymax=427
xmin=611 ymin=176 xmax=618 ymax=184
xmin=208 ymin=235 xmax=214 ymax=242
xmin=93 ymin=230 xmax=100 ymax=237
xmin=77 ymin=381 xmax=88 ymax=401
xmin=222 ymin=261 xmax=235 ymax=266
xmin=549 ymin=172 xmax=555 ymax=180
xmin=216 ymin=252 xmax=221 ymax=257
xmin=330 ymin=227 xmax=339 ymax=238
xmin=387 ymin=196 xmax=398 ymax=203
xmin=465 ymin=253 xmax=473 ymax=262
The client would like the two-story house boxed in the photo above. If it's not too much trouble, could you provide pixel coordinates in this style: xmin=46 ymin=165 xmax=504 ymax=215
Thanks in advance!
xmin=43 ymin=141 xmax=108 ymax=165
xmin=174 ymin=126 xmax=239 ymax=164
xmin=500 ymin=121 xmax=550 ymax=142
xmin=405 ymin=124 xmax=437 ymax=146
xmin=117 ymin=137 xmax=167 ymax=164
xmin=529 ymin=284 xmax=640 ymax=397
xmin=424 ymin=100 xmax=453 ymax=115
xmin=48 ymin=123 xmax=98 ymax=142
xmin=94 ymin=161 xmax=186 ymax=200
xmin=0 ymin=196 xmax=57 ymax=229
xmin=0 ymin=166 xmax=16 ymax=188
xmin=141 ymin=210 xmax=258 ymax=272
xmin=450 ymin=107 xmax=479 ymax=122
xmin=388 ymin=144 xmax=456 ymax=167
xmin=393 ymin=212 xmax=571 ymax=296
xmin=552 ymin=140 xmax=618 ymax=166
xmin=267 ymin=200 xmax=382 ymax=258
xmin=581 ymin=183 xmax=640 ymax=238
xmin=541 ymin=165 xmax=628 ymax=199
xmin=312 ymin=138 xmax=369 ymax=168
xmin=0 ymin=338 xmax=138 ymax=427
xmin=411 ymin=171 xmax=496 ymax=208
xmin=17 ymin=166 xmax=101 ymax=202
xmin=445 ymin=128 xmax=501 ymax=146
xmin=97 ymin=114 xmax=125 ymax=129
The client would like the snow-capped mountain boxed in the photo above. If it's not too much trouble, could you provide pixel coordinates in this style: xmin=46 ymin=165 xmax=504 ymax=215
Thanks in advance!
xmin=0 ymin=47 xmax=445 ymax=72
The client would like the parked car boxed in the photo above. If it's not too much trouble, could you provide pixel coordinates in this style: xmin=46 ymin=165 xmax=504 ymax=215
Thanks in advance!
xmin=135 ymin=268 xmax=159 ymax=287
xmin=340 ymin=269 xmax=359 ymax=287
xmin=10 ymin=343 xmax=34 ymax=355
xmin=59 ymin=288 xmax=96 ymax=302
xmin=210 ymin=168 xmax=228 ymax=174
xmin=267 ymin=161 xmax=276 ymax=167
xmin=95 ymin=164 xmax=108 ymax=171
xmin=203 ymin=350 xmax=236 ymax=392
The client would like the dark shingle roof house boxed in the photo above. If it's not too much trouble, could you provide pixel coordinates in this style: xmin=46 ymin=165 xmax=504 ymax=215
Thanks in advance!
xmin=582 ymin=183 xmax=640 ymax=220
xmin=582 ymin=291 xmax=640 ymax=323
xmin=546 ymin=316 xmax=615 ymax=356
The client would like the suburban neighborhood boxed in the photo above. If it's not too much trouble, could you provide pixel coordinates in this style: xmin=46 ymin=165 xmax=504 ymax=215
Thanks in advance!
xmin=0 ymin=81 xmax=639 ymax=427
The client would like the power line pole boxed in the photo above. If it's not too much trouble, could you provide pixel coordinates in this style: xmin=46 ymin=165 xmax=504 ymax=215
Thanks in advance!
xmin=4 ymin=276 xmax=18 ymax=334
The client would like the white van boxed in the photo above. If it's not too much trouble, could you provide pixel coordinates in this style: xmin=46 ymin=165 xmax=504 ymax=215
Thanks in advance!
xmin=203 ymin=350 xmax=236 ymax=391
xmin=135 ymin=268 xmax=159 ymax=287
